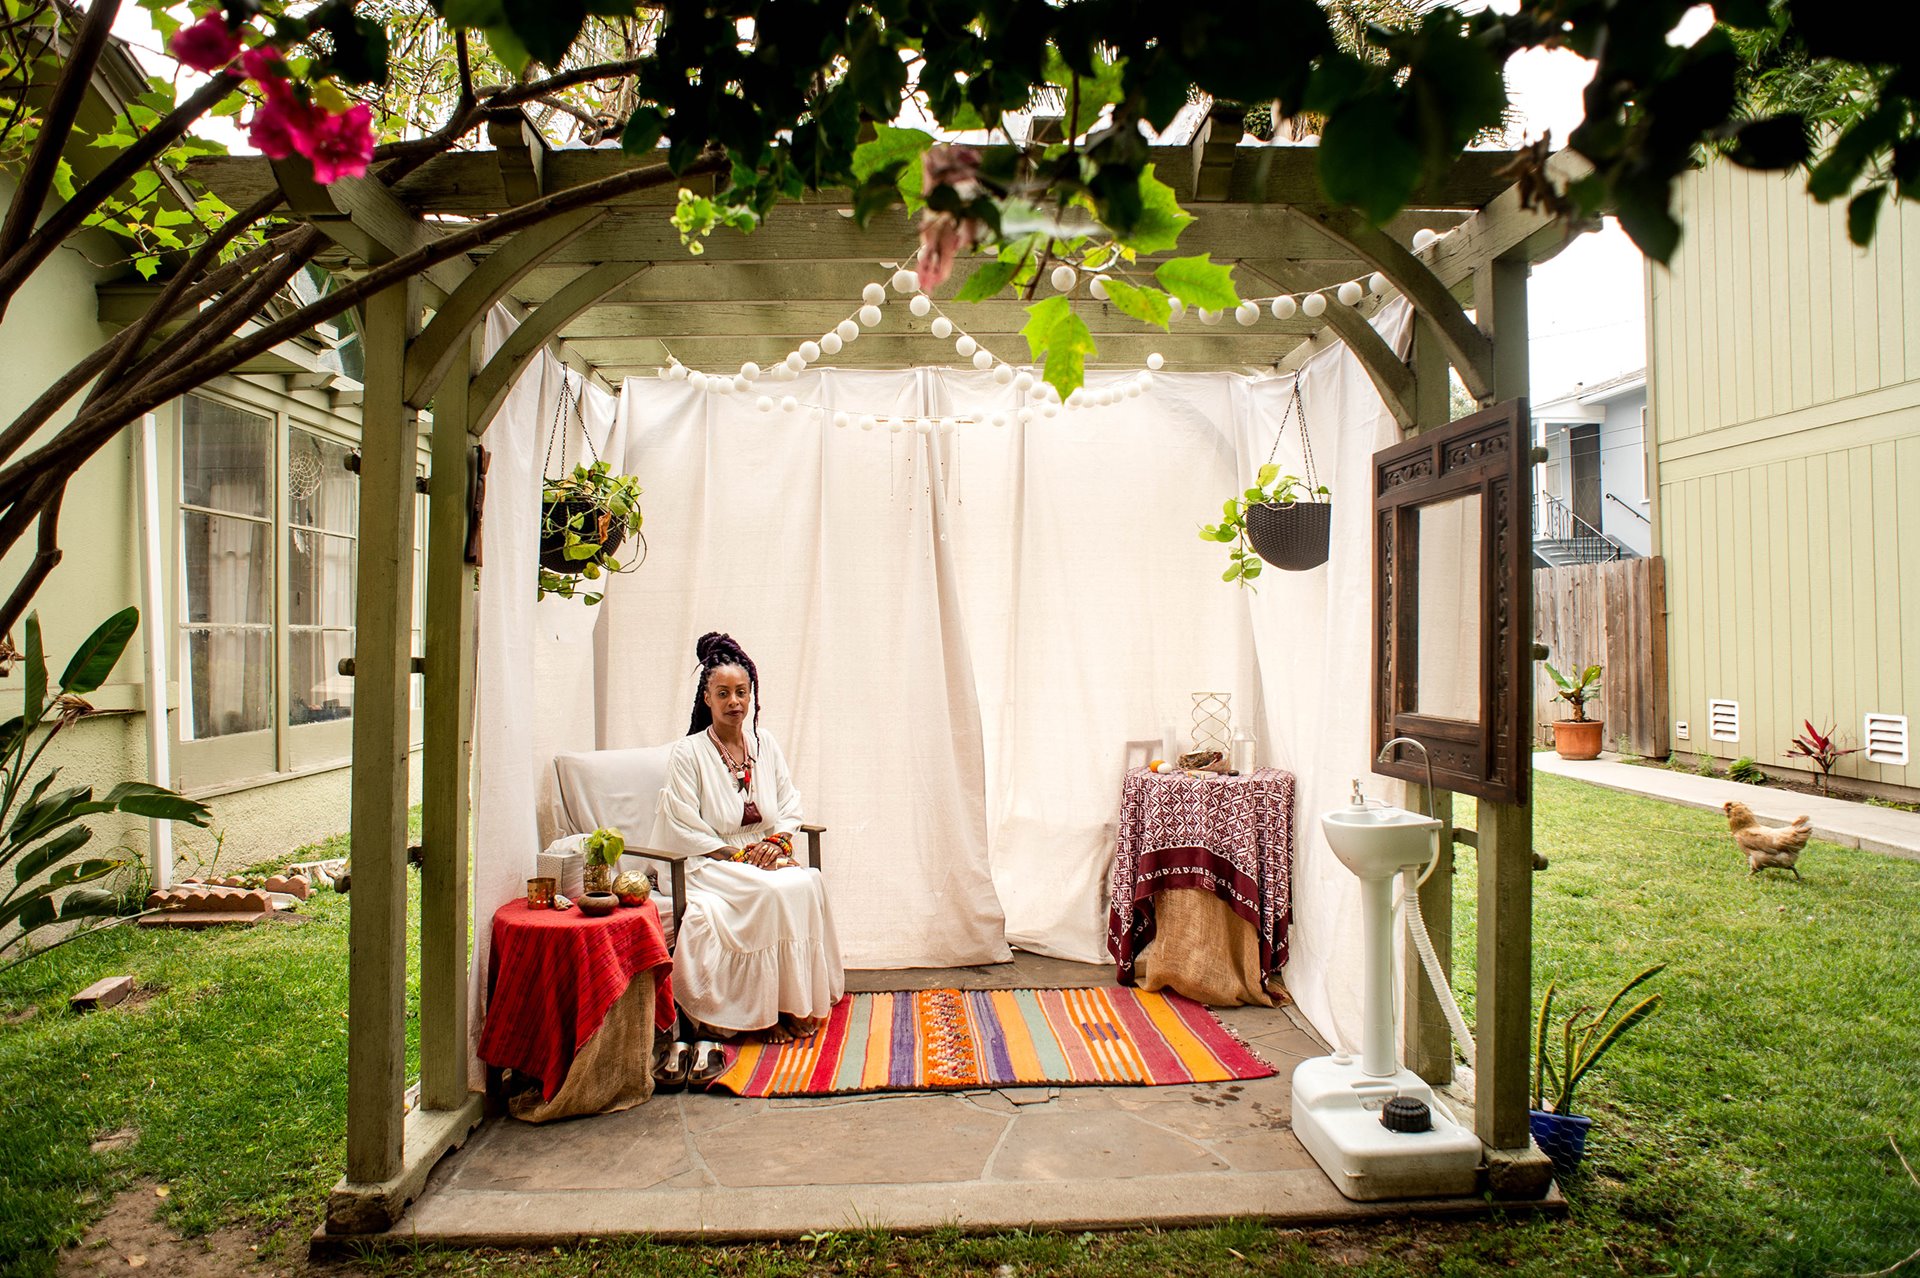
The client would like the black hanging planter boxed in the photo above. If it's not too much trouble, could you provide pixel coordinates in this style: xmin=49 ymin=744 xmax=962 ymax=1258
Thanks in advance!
xmin=538 ymin=498 xmax=628 ymax=575
xmin=1246 ymin=499 xmax=1331 ymax=572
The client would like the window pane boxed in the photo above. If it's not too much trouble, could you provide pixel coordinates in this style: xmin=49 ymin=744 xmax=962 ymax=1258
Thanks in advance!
xmin=290 ymin=629 xmax=355 ymax=724
xmin=182 ymin=395 xmax=271 ymax=516
xmin=183 ymin=511 xmax=271 ymax=624
xmin=289 ymin=528 xmax=355 ymax=628
xmin=184 ymin=627 xmax=272 ymax=739
xmin=289 ymin=430 xmax=358 ymax=533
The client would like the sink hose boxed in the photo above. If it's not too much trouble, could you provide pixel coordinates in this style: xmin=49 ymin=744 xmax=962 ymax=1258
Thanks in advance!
xmin=1399 ymin=858 xmax=1476 ymax=1070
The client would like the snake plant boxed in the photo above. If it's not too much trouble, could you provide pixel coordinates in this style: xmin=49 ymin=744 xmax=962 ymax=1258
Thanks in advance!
xmin=1532 ymin=963 xmax=1665 ymax=1116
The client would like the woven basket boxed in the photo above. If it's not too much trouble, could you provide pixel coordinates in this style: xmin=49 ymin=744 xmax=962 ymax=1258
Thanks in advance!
xmin=539 ymin=498 xmax=628 ymax=575
xmin=1245 ymin=501 xmax=1331 ymax=571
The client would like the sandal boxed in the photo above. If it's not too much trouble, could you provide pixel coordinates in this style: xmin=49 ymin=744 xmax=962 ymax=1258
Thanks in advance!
xmin=655 ymin=1040 xmax=691 ymax=1091
xmin=687 ymin=1040 xmax=728 ymax=1086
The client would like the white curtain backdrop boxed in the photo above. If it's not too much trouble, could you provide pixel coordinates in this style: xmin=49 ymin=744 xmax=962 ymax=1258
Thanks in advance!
xmin=466 ymin=298 xmax=1416 ymax=1068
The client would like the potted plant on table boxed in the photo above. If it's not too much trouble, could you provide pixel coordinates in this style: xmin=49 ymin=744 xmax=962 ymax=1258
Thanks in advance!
xmin=1199 ymin=464 xmax=1332 ymax=583
xmin=1531 ymin=963 xmax=1665 ymax=1178
xmin=581 ymin=826 xmax=624 ymax=896
xmin=539 ymin=460 xmax=645 ymax=605
xmin=1545 ymin=662 xmax=1604 ymax=759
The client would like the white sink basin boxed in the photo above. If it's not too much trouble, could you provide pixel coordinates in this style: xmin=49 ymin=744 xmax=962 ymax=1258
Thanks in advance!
xmin=1322 ymin=806 xmax=1441 ymax=880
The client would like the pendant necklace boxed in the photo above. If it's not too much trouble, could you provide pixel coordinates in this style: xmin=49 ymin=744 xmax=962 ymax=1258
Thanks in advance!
xmin=708 ymin=728 xmax=762 ymax=825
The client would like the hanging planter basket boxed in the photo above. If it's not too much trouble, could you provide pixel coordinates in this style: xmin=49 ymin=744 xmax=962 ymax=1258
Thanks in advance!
xmin=537 ymin=376 xmax=645 ymax=602
xmin=1246 ymin=498 xmax=1331 ymax=571
xmin=539 ymin=499 xmax=628 ymax=575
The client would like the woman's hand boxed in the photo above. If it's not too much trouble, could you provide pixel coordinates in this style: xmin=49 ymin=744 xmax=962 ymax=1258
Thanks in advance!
xmin=738 ymin=840 xmax=784 ymax=869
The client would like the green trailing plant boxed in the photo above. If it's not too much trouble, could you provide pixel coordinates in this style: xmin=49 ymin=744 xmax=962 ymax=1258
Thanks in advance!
xmin=1198 ymin=464 xmax=1328 ymax=589
xmin=1728 ymin=756 xmax=1769 ymax=785
xmin=1785 ymin=720 xmax=1861 ymax=794
xmin=1533 ymin=963 xmax=1665 ymax=1117
xmin=1545 ymin=662 xmax=1603 ymax=722
xmin=1695 ymin=754 xmax=1716 ymax=777
xmin=582 ymin=827 xmax=626 ymax=869
xmin=0 ymin=609 xmax=211 ymax=973
xmin=538 ymin=460 xmax=646 ymax=605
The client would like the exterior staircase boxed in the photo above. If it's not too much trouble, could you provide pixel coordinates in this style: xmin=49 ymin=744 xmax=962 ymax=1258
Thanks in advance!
xmin=1533 ymin=492 xmax=1637 ymax=568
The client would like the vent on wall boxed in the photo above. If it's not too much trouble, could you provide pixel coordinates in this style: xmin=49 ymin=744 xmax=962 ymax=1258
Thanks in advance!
xmin=1864 ymin=715 xmax=1910 ymax=767
xmin=1708 ymin=700 xmax=1740 ymax=742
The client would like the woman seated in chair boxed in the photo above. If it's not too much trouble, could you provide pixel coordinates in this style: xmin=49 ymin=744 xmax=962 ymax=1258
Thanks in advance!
xmin=650 ymin=631 xmax=844 ymax=1041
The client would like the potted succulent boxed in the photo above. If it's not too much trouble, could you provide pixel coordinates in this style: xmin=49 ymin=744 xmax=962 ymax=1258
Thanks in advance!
xmin=581 ymin=826 xmax=625 ymax=896
xmin=1199 ymin=463 xmax=1331 ymax=583
xmin=1531 ymin=963 xmax=1665 ymax=1178
xmin=539 ymin=459 xmax=645 ymax=605
xmin=1545 ymin=662 xmax=1604 ymax=759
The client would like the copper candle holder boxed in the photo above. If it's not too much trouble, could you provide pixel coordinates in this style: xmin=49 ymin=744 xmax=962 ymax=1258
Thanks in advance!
xmin=526 ymin=876 xmax=556 ymax=909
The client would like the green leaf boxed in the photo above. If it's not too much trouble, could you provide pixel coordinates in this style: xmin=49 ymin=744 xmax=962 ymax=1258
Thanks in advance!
xmin=1222 ymin=562 xmax=1243 ymax=582
xmin=23 ymin=613 xmax=46 ymax=720
xmin=852 ymin=125 xmax=933 ymax=215
xmin=954 ymin=259 xmax=1019 ymax=303
xmin=1099 ymin=279 xmax=1171 ymax=330
xmin=444 ymin=0 xmax=505 ymax=26
xmin=99 ymin=781 xmax=213 ymax=826
xmin=1256 ymin=463 xmax=1279 ymax=487
xmin=1848 ymin=185 xmax=1887 ymax=247
xmin=48 ymin=857 xmax=120 ymax=889
xmin=60 ymin=886 xmax=121 ymax=919
xmin=482 ymin=24 xmax=530 ymax=77
xmin=1114 ymin=165 xmax=1191 ymax=255
xmin=61 ymin=607 xmax=137 ymax=694
xmin=13 ymin=825 xmax=92 ymax=884
xmin=1154 ymin=254 xmax=1238 ymax=311
xmin=1019 ymin=295 xmax=1098 ymax=400
xmin=1318 ymin=95 xmax=1422 ymax=225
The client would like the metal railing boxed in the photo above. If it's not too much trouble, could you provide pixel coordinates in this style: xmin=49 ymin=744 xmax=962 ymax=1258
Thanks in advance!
xmin=1534 ymin=491 xmax=1623 ymax=562
xmin=1605 ymin=491 xmax=1651 ymax=524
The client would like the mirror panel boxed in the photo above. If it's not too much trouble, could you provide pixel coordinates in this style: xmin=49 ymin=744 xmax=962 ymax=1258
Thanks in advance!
xmin=1413 ymin=494 xmax=1482 ymax=722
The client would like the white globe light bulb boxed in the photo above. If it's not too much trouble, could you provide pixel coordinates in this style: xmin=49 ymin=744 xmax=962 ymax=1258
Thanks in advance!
xmin=1412 ymin=228 xmax=1437 ymax=251
xmin=833 ymin=411 xmax=850 ymax=429
xmin=859 ymin=414 xmax=877 ymax=431
xmin=1050 ymin=264 xmax=1078 ymax=292
xmin=916 ymin=419 xmax=932 ymax=435
xmin=1018 ymin=406 xmax=1036 ymax=425
xmin=1271 ymin=295 xmax=1298 ymax=320
xmin=820 ymin=332 xmax=843 ymax=356
xmin=858 ymin=304 xmax=883 ymax=327
xmin=731 ymin=374 xmax=750 ymax=393
xmin=993 ymin=363 xmax=1014 ymax=385
xmin=890 ymin=269 xmax=917 ymax=293
xmin=784 ymin=352 xmax=806 ymax=373
xmin=689 ymin=371 xmax=708 ymax=390
xmin=930 ymin=316 xmax=953 ymax=339
xmin=1013 ymin=371 xmax=1035 ymax=393
xmin=972 ymin=349 xmax=993 ymax=370
xmin=1147 ymin=352 xmax=1165 ymax=371
xmin=1041 ymin=401 xmax=1059 ymax=418
xmin=862 ymin=282 xmax=887 ymax=305
xmin=886 ymin=418 xmax=901 ymax=433
xmin=1089 ymin=277 xmax=1109 ymax=300
xmin=955 ymin=334 xmax=978 ymax=357
xmin=1236 ymin=301 xmax=1260 ymax=326
xmin=909 ymin=294 xmax=931 ymax=317
xmin=990 ymin=412 xmax=1007 ymax=428
xmin=836 ymin=319 xmax=860 ymax=343
xmin=799 ymin=340 xmax=822 ymax=362
xmin=1139 ymin=370 xmax=1155 ymax=391
xmin=740 ymin=361 xmax=761 ymax=381
xmin=1169 ymin=297 xmax=1186 ymax=319
xmin=1302 ymin=291 xmax=1328 ymax=317
xmin=1200 ymin=308 xmax=1222 ymax=325
xmin=756 ymin=395 xmax=774 ymax=413
xmin=663 ymin=362 xmax=682 ymax=381
xmin=780 ymin=396 xmax=798 ymax=413
xmin=1337 ymin=280 xmax=1364 ymax=307
xmin=938 ymin=418 xmax=956 ymax=435
xmin=1369 ymin=271 xmax=1390 ymax=295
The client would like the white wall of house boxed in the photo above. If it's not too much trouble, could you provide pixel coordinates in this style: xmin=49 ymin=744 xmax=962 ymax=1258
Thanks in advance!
xmin=0 ymin=176 xmax=421 ymax=876
xmin=1532 ymin=378 xmax=1652 ymax=557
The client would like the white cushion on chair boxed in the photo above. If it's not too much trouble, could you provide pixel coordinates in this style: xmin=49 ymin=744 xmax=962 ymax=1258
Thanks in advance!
xmin=551 ymin=744 xmax=677 ymax=842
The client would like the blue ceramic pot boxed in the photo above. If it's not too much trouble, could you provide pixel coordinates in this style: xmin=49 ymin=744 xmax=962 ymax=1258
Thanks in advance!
xmin=1529 ymin=1108 xmax=1592 ymax=1179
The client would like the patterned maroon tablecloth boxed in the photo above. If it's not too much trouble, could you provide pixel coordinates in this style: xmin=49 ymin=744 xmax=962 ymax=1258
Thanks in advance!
xmin=1107 ymin=767 xmax=1296 ymax=985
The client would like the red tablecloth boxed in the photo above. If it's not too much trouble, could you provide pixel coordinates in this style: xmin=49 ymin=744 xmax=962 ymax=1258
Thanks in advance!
xmin=1107 ymin=767 xmax=1295 ymax=984
xmin=477 ymin=898 xmax=676 ymax=1100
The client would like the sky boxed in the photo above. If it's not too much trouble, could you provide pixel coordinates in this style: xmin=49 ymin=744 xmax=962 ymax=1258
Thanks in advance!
xmin=112 ymin=3 xmax=1661 ymax=399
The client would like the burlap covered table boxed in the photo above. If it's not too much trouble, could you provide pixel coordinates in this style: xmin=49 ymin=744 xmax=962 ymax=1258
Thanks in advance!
xmin=1107 ymin=767 xmax=1295 ymax=1007
xmin=478 ymin=898 xmax=676 ymax=1122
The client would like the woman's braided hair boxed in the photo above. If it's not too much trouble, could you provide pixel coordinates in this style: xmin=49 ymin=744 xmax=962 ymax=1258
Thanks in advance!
xmin=687 ymin=631 xmax=761 ymax=740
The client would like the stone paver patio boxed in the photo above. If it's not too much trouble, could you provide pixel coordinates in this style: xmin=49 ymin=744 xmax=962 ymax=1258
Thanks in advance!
xmin=356 ymin=954 xmax=1548 ymax=1246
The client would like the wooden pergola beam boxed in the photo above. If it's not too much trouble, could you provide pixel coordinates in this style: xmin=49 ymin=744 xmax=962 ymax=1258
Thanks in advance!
xmin=485 ymin=106 xmax=548 ymax=206
xmin=466 ymin=260 xmax=651 ymax=435
xmin=1286 ymin=206 xmax=1496 ymax=402
xmin=268 ymin=161 xmax=470 ymax=302
xmin=571 ymin=331 xmax=1304 ymax=371
xmin=1240 ymin=260 xmax=1413 ymax=426
xmin=553 ymin=300 xmax=1322 ymax=341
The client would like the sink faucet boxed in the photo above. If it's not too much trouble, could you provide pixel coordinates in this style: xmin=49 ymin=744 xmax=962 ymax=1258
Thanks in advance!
xmin=1376 ymin=736 xmax=1437 ymax=820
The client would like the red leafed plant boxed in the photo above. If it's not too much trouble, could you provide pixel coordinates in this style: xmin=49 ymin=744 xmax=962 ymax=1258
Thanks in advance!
xmin=1785 ymin=721 xmax=1860 ymax=793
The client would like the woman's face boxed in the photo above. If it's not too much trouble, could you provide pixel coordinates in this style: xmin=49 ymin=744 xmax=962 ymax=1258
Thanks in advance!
xmin=703 ymin=663 xmax=752 ymax=729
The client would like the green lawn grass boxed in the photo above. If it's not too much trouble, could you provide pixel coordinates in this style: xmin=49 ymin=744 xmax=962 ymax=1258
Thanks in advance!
xmin=2 ymin=775 xmax=1917 ymax=1278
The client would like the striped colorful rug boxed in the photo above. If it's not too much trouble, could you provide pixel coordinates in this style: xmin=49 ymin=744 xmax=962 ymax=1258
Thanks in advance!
xmin=707 ymin=986 xmax=1273 ymax=1097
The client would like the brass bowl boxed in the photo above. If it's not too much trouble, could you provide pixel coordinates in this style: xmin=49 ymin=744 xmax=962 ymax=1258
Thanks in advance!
xmin=577 ymin=891 xmax=619 ymax=917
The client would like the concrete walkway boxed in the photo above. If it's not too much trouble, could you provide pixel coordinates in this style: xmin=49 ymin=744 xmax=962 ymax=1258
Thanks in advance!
xmin=372 ymin=955 xmax=1549 ymax=1247
xmin=1533 ymin=752 xmax=1920 ymax=860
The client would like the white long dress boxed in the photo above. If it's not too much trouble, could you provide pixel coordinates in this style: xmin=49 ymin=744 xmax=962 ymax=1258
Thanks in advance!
xmin=648 ymin=728 xmax=844 ymax=1034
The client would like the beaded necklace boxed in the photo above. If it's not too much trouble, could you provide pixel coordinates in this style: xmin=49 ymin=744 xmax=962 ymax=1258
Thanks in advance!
xmin=707 ymin=727 xmax=762 ymax=826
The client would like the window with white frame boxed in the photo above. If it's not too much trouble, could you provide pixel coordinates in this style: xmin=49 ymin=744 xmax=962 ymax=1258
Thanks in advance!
xmin=176 ymin=388 xmax=425 ymax=788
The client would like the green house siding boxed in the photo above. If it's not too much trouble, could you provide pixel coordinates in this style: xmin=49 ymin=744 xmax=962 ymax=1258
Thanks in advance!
xmin=1648 ymin=163 xmax=1920 ymax=794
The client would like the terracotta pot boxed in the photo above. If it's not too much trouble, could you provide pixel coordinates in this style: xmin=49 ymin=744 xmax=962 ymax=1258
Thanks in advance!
xmin=1553 ymin=718 xmax=1604 ymax=760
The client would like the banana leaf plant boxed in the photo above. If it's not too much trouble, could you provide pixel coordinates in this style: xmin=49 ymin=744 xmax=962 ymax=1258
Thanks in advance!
xmin=1544 ymin=662 xmax=1603 ymax=722
xmin=1785 ymin=720 xmax=1861 ymax=794
xmin=1532 ymin=963 xmax=1665 ymax=1117
xmin=1 ymin=609 xmax=211 ymax=973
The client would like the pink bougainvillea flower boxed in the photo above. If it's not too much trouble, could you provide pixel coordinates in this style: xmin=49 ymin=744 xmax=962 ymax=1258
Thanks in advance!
xmin=247 ymin=93 xmax=319 ymax=162
xmin=240 ymin=46 xmax=292 ymax=100
xmin=916 ymin=145 xmax=987 ymax=293
xmin=170 ymin=12 xmax=242 ymax=73
xmin=305 ymin=104 xmax=375 ymax=184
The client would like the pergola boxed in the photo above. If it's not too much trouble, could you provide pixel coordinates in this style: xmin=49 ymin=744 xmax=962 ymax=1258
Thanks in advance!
xmin=189 ymin=106 xmax=1586 ymax=1234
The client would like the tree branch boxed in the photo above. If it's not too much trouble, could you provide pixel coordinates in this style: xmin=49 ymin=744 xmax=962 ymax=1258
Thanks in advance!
xmin=0 ymin=0 xmax=121 ymax=266
xmin=0 ymin=477 xmax=63 ymax=637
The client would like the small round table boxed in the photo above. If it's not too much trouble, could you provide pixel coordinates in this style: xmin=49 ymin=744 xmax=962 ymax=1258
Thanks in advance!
xmin=477 ymin=898 xmax=676 ymax=1120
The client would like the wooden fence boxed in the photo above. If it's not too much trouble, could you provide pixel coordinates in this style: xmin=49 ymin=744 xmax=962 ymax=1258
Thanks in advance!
xmin=1533 ymin=557 xmax=1670 ymax=758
